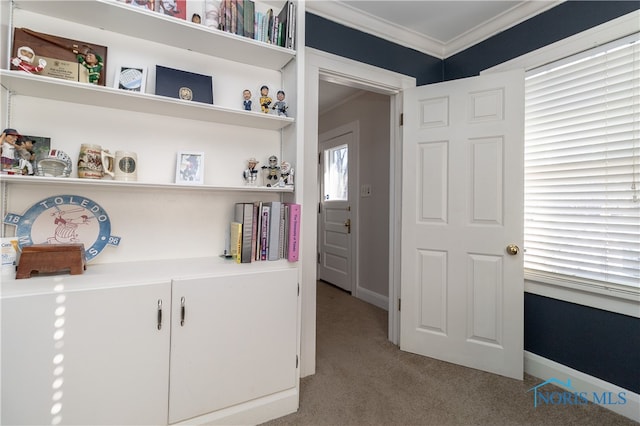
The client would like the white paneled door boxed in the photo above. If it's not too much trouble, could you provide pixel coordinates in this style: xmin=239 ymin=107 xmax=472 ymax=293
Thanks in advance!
xmin=400 ymin=70 xmax=525 ymax=379
xmin=318 ymin=123 xmax=356 ymax=293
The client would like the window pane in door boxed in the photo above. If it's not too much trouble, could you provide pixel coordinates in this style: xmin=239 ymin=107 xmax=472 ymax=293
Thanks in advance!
xmin=324 ymin=144 xmax=348 ymax=201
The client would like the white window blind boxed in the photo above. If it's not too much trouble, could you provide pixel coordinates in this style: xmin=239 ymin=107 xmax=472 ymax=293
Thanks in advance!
xmin=524 ymin=34 xmax=640 ymax=289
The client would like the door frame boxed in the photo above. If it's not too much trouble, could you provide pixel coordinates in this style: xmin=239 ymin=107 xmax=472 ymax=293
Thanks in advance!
xmin=302 ymin=47 xmax=415 ymax=377
xmin=318 ymin=121 xmax=359 ymax=294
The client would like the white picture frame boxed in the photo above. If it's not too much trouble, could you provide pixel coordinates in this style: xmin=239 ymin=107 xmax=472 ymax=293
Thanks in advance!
xmin=113 ymin=65 xmax=147 ymax=92
xmin=175 ymin=151 xmax=204 ymax=184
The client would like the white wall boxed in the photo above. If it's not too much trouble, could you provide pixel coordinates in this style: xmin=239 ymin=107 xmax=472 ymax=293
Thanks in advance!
xmin=319 ymin=91 xmax=390 ymax=299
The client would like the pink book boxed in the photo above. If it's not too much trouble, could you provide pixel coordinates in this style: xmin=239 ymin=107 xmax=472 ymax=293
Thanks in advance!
xmin=287 ymin=203 xmax=301 ymax=262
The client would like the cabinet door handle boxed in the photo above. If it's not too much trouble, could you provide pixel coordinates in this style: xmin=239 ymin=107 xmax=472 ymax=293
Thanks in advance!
xmin=180 ymin=297 xmax=186 ymax=326
xmin=157 ymin=299 xmax=163 ymax=330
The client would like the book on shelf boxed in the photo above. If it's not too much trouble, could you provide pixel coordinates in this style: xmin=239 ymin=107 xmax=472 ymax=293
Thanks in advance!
xmin=243 ymin=0 xmax=255 ymax=39
xmin=236 ymin=0 xmax=244 ymax=37
xmin=234 ymin=202 xmax=254 ymax=263
xmin=251 ymin=202 xmax=260 ymax=261
xmin=278 ymin=204 xmax=286 ymax=259
xmin=230 ymin=0 xmax=237 ymax=35
xmin=266 ymin=201 xmax=282 ymax=261
xmin=260 ymin=203 xmax=270 ymax=261
xmin=231 ymin=200 xmax=299 ymax=263
xmin=276 ymin=0 xmax=295 ymax=48
xmin=286 ymin=203 xmax=300 ymax=262
xmin=265 ymin=8 xmax=273 ymax=44
xmin=230 ymin=221 xmax=242 ymax=263
xmin=282 ymin=203 xmax=290 ymax=258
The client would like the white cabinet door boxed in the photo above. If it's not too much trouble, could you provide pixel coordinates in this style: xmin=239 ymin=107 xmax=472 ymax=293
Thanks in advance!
xmin=1 ymin=282 xmax=172 ymax=425
xmin=169 ymin=269 xmax=299 ymax=424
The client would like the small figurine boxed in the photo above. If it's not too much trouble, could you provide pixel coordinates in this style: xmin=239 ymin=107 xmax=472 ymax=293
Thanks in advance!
xmin=243 ymin=157 xmax=260 ymax=185
xmin=272 ymin=90 xmax=288 ymax=117
xmin=279 ymin=161 xmax=294 ymax=186
xmin=77 ymin=50 xmax=104 ymax=84
xmin=192 ymin=13 xmax=201 ymax=23
xmin=243 ymin=89 xmax=252 ymax=111
xmin=11 ymin=46 xmax=46 ymax=74
xmin=261 ymin=155 xmax=280 ymax=187
xmin=0 ymin=128 xmax=21 ymax=171
xmin=260 ymin=85 xmax=272 ymax=114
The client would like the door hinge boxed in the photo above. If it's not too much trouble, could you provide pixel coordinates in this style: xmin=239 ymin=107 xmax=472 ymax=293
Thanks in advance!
xmin=297 ymin=282 xmax=300 ymax=296
xmin=318 ymin=202 xmax=321 ymax=214
xmin=398 ymin=298 xmax=401 ymax=311
xmin=317 ymin=252 xmax=320 ymax=264
xmin=318 ymin=152 xmax=321 ymax=164
xmin=296 ymin=355 xmax=299 ymax=368
xmin=400 ymin=113 xmax=404 ymax=126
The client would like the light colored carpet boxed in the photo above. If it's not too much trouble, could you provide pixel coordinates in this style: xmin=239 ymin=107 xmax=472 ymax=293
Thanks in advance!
xmin=263 ymin=281 xmax=636 ymax=426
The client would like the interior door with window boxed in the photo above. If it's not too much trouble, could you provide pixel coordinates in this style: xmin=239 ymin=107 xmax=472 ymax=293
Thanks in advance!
xmin=318 ymin=124 xmax=355 ymax=292
xmin=400 ymin=69 xmax=525 ymax=379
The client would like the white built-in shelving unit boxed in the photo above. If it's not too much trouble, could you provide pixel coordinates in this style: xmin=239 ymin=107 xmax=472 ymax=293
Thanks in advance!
xmin=1 ymin=1 xmax=304 ymax=424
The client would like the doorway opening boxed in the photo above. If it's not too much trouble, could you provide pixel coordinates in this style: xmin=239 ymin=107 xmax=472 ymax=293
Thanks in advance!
xmin=316 ymin=79 xmax=391 ymax=309
xmin=301 ymin=49 xmax=416 ymax=377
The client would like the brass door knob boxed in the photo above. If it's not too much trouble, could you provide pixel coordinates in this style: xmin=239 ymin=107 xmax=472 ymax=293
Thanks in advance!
xmin=344 ymin=219 xmax=351 ymax=234
xmin=506 ymin=244 xmax=520 ymax=255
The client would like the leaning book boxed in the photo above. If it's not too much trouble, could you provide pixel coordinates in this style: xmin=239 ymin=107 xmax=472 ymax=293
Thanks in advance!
xmin=230 ymin=221 xmax=242 ymax=263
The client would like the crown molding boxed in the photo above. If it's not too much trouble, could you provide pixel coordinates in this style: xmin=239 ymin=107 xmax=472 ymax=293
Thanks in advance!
xmin=306 ymin=1 xmax=564 ymax=59
xmin=306 ymin=1 xmax=446 ymax=58
xmin=445 ymin=1 xmax=564 ymax=57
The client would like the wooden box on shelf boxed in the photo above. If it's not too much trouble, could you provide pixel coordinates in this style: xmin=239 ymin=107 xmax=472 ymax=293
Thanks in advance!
xmin=15 ymin=243 xmax=86 ymax=279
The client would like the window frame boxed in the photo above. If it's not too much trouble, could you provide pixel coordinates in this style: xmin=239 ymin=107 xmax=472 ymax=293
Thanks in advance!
xmin=483 ymin=11 xmax=640 ymax=318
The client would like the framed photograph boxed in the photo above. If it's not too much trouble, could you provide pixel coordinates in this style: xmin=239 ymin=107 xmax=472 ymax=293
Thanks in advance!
xmin=157 ymin=0 xmax=187 ymax=20
xmin=123 ymin=0 xmax=155 ymax=11
xmin=114 ymin=65 xmax=147 ymax=92
xmin=175 ymin=151 xmax=204 ymax=184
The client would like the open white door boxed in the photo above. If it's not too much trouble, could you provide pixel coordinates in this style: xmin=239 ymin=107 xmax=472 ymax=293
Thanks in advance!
xmin=400 ymin=69 xmax=524 ymax=379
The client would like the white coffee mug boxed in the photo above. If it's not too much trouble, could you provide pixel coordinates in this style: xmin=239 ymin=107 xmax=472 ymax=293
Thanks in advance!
xmin=103 ymin=151 xmax=137 ymax=181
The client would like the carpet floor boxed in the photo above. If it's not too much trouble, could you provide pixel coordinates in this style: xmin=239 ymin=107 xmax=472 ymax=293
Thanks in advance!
xmin=263 ymin=281 xmax=636 ymax=426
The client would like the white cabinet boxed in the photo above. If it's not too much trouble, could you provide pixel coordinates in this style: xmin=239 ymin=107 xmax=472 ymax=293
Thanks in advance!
xmin=1 ymin=280 xmax=172 ymax=425
xmin=169 ymin=269 xmax=298 ymax=423
xmin=1 ymin=262 xmax=300 ymax=425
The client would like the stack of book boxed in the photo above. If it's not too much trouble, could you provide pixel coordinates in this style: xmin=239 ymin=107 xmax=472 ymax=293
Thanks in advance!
xmin=219 ymin=0 xmax=295 ymax=49
xmin=231 ymin=201 xmax=300 ymax=263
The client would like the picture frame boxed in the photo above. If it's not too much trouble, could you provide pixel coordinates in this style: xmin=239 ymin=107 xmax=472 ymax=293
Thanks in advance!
xmin=123 ymin=0 xmax=155 ymax=11
xmin=114 ymin=65 xmax=147 ymax=92
xmin=175 ymin=151 xmax=204 ymax=184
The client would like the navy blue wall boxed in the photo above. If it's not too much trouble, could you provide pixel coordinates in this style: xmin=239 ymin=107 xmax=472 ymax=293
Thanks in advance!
xmin=305 ymin=13 xmax=442 ymax=85
xmin=443 ymin=1 xmax=640 ymax=80
xmin=306 ymin=1 xmax=640 ymax=394
xmin=526 ymin=294 xmax=640 ymax=394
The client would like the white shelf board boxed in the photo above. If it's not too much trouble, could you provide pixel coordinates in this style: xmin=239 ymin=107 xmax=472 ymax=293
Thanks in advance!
xmin=1 ymin=256 xmax=297 ymax=297
xmin=0 ymin=174 xmax=295 ymax=193
xmin=13 ymin=0 xmax=296 ymax=71
xmin=0 ymin=71 xmax=295 ymax=130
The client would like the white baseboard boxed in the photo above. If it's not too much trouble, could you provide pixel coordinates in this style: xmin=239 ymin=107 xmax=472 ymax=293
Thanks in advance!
xmin=524 ymin=351 xmax=639 ymax=422
xmin=175 ymin=388 xmax=298 ymax=425
xmin=356 ymin=285 xmax=389 ymax=311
